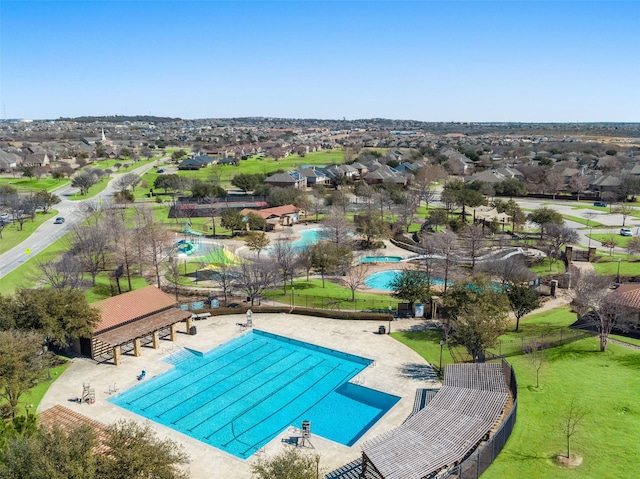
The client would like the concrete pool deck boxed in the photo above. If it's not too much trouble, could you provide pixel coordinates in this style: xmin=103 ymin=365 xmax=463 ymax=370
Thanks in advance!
xmin=40 ymin=313 xmax=438 ymax=478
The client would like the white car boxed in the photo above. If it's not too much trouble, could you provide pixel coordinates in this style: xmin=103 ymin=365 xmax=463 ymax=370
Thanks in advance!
xmin=0 ymin=213 xmax=9 ymax=220
xmin=620 ymin=228 xmax=633 ymax=237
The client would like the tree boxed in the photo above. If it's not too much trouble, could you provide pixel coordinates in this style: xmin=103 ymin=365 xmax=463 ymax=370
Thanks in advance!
xmin=0 ymin=330 xmax=51 ymax=418
xmin=424 ymin=209 xmax=448 ymax=232
xmin=271 ymin=237 xmax=297 ymax=293
xmin=342 ymin=262 xmax=372 ymax=301
xmin=570 ymin=269 xmax=627 ymax=351
xmin=442 ymin=181 xmax=487 ymax=223
xmin=627 ymin=236 xmax=640 ymax=255
xmin=319 ymin=210 xmax=353 ymax=245
xmin=326 ymin=190 xmax=350 ymax=214
xmin=153 ymin=174 xmax=181 ymax=196
xmin=354 ymin=211 xmax=388 ymax=248
xmin=568 ymin=175 xmax=589 ymax=201
xmin=545 ymin=224 xmax=579 ymax=271
xmin=3 ymin=288 xmax=100 ymax=348
xmin=560 ymin=398 xmax=588 ymax=460
xmin=523 ymin=340 xmax=545 ymax=388
xmin=494 ymin=199 xmax=526 ymax=233
xmin=388 ymin=268 xmax=432 ymax=310
xmin=423 ymin=231 xmax=459 ymax=292
xmin=478 ymin=255 xmax=535 ymax=290
xmin=544 ymin=171 xmax=564 ymax=199
xmin=444 ymin=276 xmax=510 ymax=361
xmin=600 ymin=235 xmax=618 ymax=256
xmin=69 ymin=224 xmax=111 ymax=286
xmin=613 ymin=203 xmax=634 ymax=227
xmin=20 ymin=165 xmax=35 ymax=181
xmin=250 ymin=447 xmax=322 ymax=479
xmin=190 ymin=180 xmax=226 ymax=199
xmin=34 ymin=190 xmax=60 ymax=213
xmin=37 ymin=253 xmax=84 ymax=291
xmin=527 ymin=207 xmax=563 ymax=238
xmin=245 ymin=212 xmax=267 ymax=231
xmin=309 ymin=187 xmax=326 ymax=222
xmin=308 ymin=242 xmax=340 ymax=288
xmin=171 ymin=149 xmax=186 ymax=161
xmin=105 ymin=206 xmax=140 ymax=291
xmin=231 ymin=173 xmax=265 ymax=193
xmin=114 ymin=173 xmax=141 ymax=192
xmin=234 ymin=260 xmax=277 ymax=306
xmin=142 ymin=220 xmax=174 ymax=288
xmin=221 ymin=209 xmax=244 ymax=234
xmin=71 ymin=171 xmax=99 ymax=196
xmin=460 ymin=225 xmax=486 ymax=270
xmin=244 ymin=231 xmax=270 ymax=258
xmin=507 ymin=285 xmax=541 ymax=332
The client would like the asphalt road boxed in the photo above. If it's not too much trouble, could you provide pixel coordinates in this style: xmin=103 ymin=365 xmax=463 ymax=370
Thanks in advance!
xmin=0 ymin=162 xmax=157 ymax=281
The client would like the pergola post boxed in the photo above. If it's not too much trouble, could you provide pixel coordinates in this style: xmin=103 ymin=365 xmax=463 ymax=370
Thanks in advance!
xmin=170 ymin=323 xmax=178 ymax=342
xmin=185 ymin=316 xmax=193 ymax=334
xmin=113 ymin=346 xmax=122 ymax=366
xmin=152 ymin=331 xmax=160 ymax=349
xmin=133 ymin=338 xmax=142 ymax=357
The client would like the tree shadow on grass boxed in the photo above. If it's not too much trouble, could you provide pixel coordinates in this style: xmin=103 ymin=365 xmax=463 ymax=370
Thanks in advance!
xmin=544 ymin=343 xmax=602 ymax=363
xmin=498 ymin=449 xmax=555 ymax=464
xmin=610 ymin=353 xmax=640 ymax=370
xmin=398 ymin=362 xmax=438 ymax=381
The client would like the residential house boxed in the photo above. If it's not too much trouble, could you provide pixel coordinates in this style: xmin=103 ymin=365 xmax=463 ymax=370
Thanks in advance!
xmin=589 ymin=174 xmax=622 ymax=193
xmin=264 ymin=171 xmax=307 ymax=189
xmin=240 ymin=204 xmax=304 ymax=230
xmin=178 ymin=154 xmax=217 ymax=170
xmin=362 ymin=165 xmax=410 ymax=186
xmin=0 ymin=149 xmax=21 ymax=170
xmin=298 ymin=167 xmax=330 ymax=186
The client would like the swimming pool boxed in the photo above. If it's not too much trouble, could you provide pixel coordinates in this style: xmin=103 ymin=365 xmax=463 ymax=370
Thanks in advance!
xmin=110 ymin=330 xmax=399 ymax=459
xmin=358 ymin=256 xmax=403 ymax=263
xmin=364 ymin=270 xmax=446 ymax=291
xmin=267 ymin=229 xmax=322 ymax=254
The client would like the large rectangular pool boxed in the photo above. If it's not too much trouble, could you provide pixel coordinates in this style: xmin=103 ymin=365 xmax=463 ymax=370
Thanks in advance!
xmin=109 ymin=330 xmax=399 ymax=459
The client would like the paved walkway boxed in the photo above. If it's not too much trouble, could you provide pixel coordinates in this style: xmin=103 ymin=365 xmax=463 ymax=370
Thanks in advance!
xmin=40 ymin=313 xmax=438 ymax=478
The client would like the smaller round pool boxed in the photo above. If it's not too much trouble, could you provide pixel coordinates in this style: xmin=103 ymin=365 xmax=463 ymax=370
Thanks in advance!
xmin=358 ymin=256 xmax=403 ymax=263
xmin=364 ymin=270 xmax=446 ymax=291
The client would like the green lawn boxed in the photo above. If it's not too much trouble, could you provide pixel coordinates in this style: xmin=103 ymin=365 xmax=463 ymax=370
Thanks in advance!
xmin=591 ymin=256 xmax=640 ymax=276
xmin=0 ymin=234 xmax=70 ymax=295
xmin=21 ymin=360 xmax=70 ymax=416
xmin=610 ymin=334 xmax=640 ymax=347
xmin=529 ymin=258 xmax=565 ymax=276
xmin=562 ymin=215 xmax=604 ymax=228
xmin=0 ymin=176 xmax=70 ymax=193
xmin=0 ymin=210 xmax=59 ymax=254
xmin=67 ymin=176 xmax=112 ymax=200
xmin=589 ymin=232 xmax=633 ymax=248
xmin=483 ymin=338 xmax=640 ymax=479
xmin=88 ymin=157 xmax=158 ymax=172
xmin=569 ymin=204 xmax=610 ymax=212
xmin=392 ymin=308 xmax=640 ymax=479
xmin=264 ymin=278 xmax=399 ymax=311
xmin=84 ymin=274 xmax=150 ymax=303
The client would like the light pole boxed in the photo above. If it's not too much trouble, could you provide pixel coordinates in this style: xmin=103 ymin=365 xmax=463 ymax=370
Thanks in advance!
xmin=291 ymin=286 xmax=295 ymax=308
xmin=439 ymin=340 xmax=444 ymax=374
xmin=315 ymin=455 xmax=320 ymax=479
xmin=617 ymin=257 xmax=622 ymax=284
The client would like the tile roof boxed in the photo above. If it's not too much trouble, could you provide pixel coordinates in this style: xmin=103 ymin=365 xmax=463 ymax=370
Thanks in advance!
xmin=39 ymin=405 xmax=109 ymax=453
xmin=93 ymin=285 xmax=177 ymax=333
xmin=612 ymin=284 xmax=640 ymax=310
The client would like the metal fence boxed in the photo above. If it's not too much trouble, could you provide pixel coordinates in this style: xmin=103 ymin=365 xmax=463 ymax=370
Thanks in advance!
xmin=448 ymin=327 xmax=594 ymax=363
xmin=261 ymin=293 xmax=399 ymax=313
xmin=440 ymin=360 xmax=518 ymax=479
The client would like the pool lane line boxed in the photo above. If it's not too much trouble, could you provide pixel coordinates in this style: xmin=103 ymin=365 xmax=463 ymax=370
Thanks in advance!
xmin=233 ymin=364 xmax=357 ymax=454
xmin=170 ymin=349 xmax=307 ymax=426
xmin=185 ymin=353 xmax=316 ymax=433
xmin=156 ymin=346 xmax=288 ymax=420
xmin=125 ymin=339 xmax=266 ymax=406
xmin=203 ymin=358 xmax=329 ymax=440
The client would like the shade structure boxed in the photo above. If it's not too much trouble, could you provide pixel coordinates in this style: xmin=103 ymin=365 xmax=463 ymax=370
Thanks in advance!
xmin=199 ymin=247 xmax=244 ymax=270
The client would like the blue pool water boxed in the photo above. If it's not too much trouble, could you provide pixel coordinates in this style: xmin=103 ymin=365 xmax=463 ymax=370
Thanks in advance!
xmin=365 ymin=270 xmax=446 ymax=291
xmin=267 ymin=229 xmax=322 ymax=255
xmin=358 ymin=256 xmax=403 ymax=263
xmin=110 ymin=330 xmax=399 ymax=459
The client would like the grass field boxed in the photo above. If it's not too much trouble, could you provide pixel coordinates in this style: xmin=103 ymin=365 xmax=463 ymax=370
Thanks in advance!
xmin=392 ymin=306 xmax=640 ymax=479
xmin=0 ymin=176 xmax=70 ymax=193
xmin=591 ymin=255 xmax=640 ymax=276
xmin=88 ymin=157 xmax=159 ymax=172
xmin=264 ymin=278 xmax=399 ymax=310
xmin=0 ymin=210 xmax=59 ymax=254
xmin=529 ymin=258 xmax=565 ymax=276
xmin=562 ymin=215 xmax=605 ymax=228
xmin=589 ymin=232 xmax=634 ymax=249
xmin=66 ymin=176 xmax=112 ymax=201
xmin=17 ymin=360 xmax=70 ymax=416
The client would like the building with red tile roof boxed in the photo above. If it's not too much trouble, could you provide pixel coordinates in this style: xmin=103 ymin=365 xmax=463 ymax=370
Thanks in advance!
xmin=77 ymin=286 xmax=192 ymax=365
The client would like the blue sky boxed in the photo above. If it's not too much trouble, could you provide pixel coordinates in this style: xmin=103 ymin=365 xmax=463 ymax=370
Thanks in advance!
xmin=1 ymin=1 xmax=638 ymax=121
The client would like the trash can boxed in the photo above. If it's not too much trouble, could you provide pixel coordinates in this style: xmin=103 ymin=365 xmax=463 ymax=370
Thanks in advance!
xmin=189 ymin=326 xmax=197 ymax=335
xmin=378 ymin=325 xmax=386 ymax=335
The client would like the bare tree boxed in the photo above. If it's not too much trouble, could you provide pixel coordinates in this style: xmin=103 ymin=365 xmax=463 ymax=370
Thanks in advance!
xmin=342 ymin=261 xmax=372 ymax=301
xmin=143 ymin=220 xmax=175 ymax=288
xmin=319 ymin=210 xmax=353 ymax=245
xmin=544 ymin=171 xmax=564 ymax=199
xmin=234 ymin=260 xmax=277 ymax=307
xmin=613 ymin=203 xmax=634 ymax=227
xmin=37 ymin=253 xmax=84 ymax=291
xmin=114 ymin=172 xmax=141 ymax=192
xmin=571 ymin=270 xmax=626 ymax=351
xmin=105 ymin=206 xmax=139 ymax=291
xmin=397 ymin=191 xmax=420 ymax=232
xmin=478 ymin=255 xmax=535 ymax=290
xmin=460 ymin=224 xmax=487 ymax=270
xmin=545 ymin=224 xmax=579 ymax=271
xmin=71 ymin=170 xmax=99 ymax=195
xmin=568 ymin=175 xmax=589 ymax=201
xmin=296 ymin=246 xmax=314 ymax=281
xmin=561 ymin=398 xmax=588 ymax=459
xmin=271 ymin=237 xmax=297 ymax=293
xmin=523 ymin=340 xmax=545 ymax=388
xmin=68 ymin=223 xmax=111 ymax=286
xmin=423 ymin=231 xmax=459 ymax=292
xmin=309 ymin=187 xmax=327 ymax=222
xmin=211 ymin=260 xmax=236 ymax=304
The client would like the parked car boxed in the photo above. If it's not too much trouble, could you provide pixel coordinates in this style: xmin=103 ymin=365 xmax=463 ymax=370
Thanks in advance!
xmin=54 ymin=217 xmax=65 ymax=224
xmin=594 ymin=201 xmax=607 ymax=207
xmin=157 ymin=168 xmax=165 ymax=173
xmin=620 ymin=228 xmax=633 ymax=237
xmin=0 ymin=213 xmax=9 ymax=220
